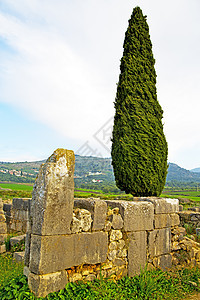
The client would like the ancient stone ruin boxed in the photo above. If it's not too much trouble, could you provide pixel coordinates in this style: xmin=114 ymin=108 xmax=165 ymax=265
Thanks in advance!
xmin=23 ymin=148 xmax=181 ymax=297
xmin=0 ymin=198 xmax=7 ymax=253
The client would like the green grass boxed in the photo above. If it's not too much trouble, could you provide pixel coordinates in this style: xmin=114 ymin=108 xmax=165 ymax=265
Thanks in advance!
xmin=0 ymin=256 xmax=200 ymax=300
xmin=0 ymin=254 xmax=24 ymax=289
xmin=0 ymin=183 xmax=33 ymax=191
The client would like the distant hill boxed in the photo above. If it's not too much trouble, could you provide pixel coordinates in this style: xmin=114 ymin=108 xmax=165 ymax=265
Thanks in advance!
xmin=166 ymin=163 xmax=200 ymax=183
xmin=190 ymin=167 xmax=200 ymax=173
xmin=1 ymin=157 xmax=200 ymax=188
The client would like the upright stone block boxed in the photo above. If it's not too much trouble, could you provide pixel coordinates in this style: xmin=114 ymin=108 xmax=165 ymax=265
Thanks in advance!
xmin=106 ymin=200 xmax=154 ymax=231
xmin=148 ymin=228 xmax=171 ymax=258
xmin=74 ymin=198 xmax=107 ymax=231
xmin=128 ymin=231 xmax=147 ymax=276
xmin=31 ymin=149 xmax=75 ymax=235
xmin=28 ymin=270 xmax=68 ymax=298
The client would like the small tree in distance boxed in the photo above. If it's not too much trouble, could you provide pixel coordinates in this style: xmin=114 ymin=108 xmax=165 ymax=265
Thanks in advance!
xmin=111 ymin=7 xmax=168 ymax=196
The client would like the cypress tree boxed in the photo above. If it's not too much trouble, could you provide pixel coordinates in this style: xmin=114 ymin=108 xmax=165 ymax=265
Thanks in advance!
xmin=111 ymin=6 xmax=168 ymax=196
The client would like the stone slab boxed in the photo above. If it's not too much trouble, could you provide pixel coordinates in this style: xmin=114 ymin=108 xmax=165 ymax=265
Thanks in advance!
xmin=29 ymin=232 xmax=108 ymax=274
xmin=12 ymin=198 xmax=31 ymax=211
xmin=106 ymin=200 xmax=154 ymax=231
xmin=128 ymin=231 xmax=147 ymax=276
xmin=28 ymin=270 xmax=68 ymax=298
xmin=13 ymin=251 xmax=25 ymax=262
xmin=0 ymin=234 xmax=7 ymax=244
xmin=74 ymin=198 xmax=107 ymax=231
xmin=148 ymin=228 xmax=171 ymax=258
xmin=0 ymin=244 xmax=6 ymax=253
xmin=0 ymin=222 xmax=7 ymax=234
xmin=31 ymin=149 xmax=75 ymax=236
xmin=170 ymin=213 xmax=180 ymax=227
xmin=154 ymin=214 xmax=171 ymax=229
xmin=153 ymin=254 xmax=172 ymax=271
xmin=142 ymin=197 xmax=179 ymax=214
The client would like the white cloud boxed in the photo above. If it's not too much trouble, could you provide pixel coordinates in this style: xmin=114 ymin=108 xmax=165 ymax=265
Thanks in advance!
xmin=0 ymin=0 xmax=200 ymax=167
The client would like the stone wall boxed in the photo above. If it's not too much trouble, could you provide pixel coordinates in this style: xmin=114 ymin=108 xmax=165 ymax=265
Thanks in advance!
xmin=3 ymin=198 xmax=30 ymax=234
xmin=0 ymin=198 xmax=7 ymax=253
xmin=23 ymin=148 xmax=181 ymax=298
xmin=179 ymin=209 xmax=200 ymax=228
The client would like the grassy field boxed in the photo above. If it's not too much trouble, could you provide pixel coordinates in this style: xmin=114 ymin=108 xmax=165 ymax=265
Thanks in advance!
xmin=1 ymin=183 xmax=200 ymax=210
xmin=0 ymin=183 xmax=33 ymax=191
xmin=162 ymin=189 xmax=200 ymax=208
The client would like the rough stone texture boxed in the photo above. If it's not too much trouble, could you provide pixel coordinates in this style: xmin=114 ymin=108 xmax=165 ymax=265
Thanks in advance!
xmin=10 ymin=234 xmax=26 ymax=247
xmin=31 ymin=149 xmax=75 ymax=236
xmin=24 ymin=233 xmax=31 ymax=267
xmin=0 ymin=198 xmax=7 ymax=245
xmin=74 ymin=198 xmax=107 ymax=231
xmin=170 ymin=213 xmax=180 ymax=227
xmin=110 ymin=230 xmax=123 ymax=241
xmin=71 ymin=209 xmax=92 ymax=233
xmin=148 ymin=228 xmax=171 ymax=257
xmin=144 ymin=198 xmax=179 ymax=214
xmin=28 ymin=270 xmax=68 ymax=298
xmin=13 ymin=251 xmax=25 ymax=262
xmin=128 ymin=231 xmax=147 ymax=276
xmin=0 ymin=244 xmax=6 ymax=253
xmin=153 ymin=254 xmax=172 ymax=270
xmin=29 ymin=232 xmax=108 ymax=274
xmin=106 ymin=200 xmax=154 ymax=232
xmin=111 ymin=214 xmax=124 ymax=230
xmin=154 ymin=214 xmax=171 ymax=229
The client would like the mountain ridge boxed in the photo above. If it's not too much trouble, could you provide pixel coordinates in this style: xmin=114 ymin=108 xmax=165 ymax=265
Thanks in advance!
xmin=0 ymin=156 xmax=200 ymax=186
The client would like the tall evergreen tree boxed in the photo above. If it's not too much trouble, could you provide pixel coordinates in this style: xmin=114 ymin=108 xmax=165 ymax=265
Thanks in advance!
xmin=111 ymin=7 xmax=168 ymax=196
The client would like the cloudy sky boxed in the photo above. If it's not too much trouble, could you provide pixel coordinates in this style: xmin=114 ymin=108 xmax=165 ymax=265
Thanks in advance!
xmin=0 ymin=0 xmax=199 ymax=170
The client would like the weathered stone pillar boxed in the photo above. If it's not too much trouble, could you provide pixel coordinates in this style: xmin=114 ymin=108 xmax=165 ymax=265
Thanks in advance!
xmin=0 ymin=198 xmax=7 ymax=253
xmin=24 ymin=148 xmax=75 ymax=297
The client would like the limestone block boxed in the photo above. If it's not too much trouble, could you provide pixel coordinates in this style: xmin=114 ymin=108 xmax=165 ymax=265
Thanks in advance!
xmin=0 ymin=214 xmax=6 ymax=222
xmin=28 ymin=270 xmax=68 ymax=298
xmin=23 ymin=266 xmax=30 ymax=277
xmin=170 ymin=213 xmax=180 ymax=227
xmin=111 ymin=214 xmax=124 ymax=230
xmin=106 ymin=200 xmax=154 ymax=232
xmin=69 ymin=273 xmax=82 ymax=282
xmin=29 ymin=232 xmax=108 ymax=274
xmin=0 ymin=234 xmax=7 ymax=244
xmin=154 ymin=214 xmax=171 ymax=229
xmin=148 ymin=228 xmax=171 ymax=258
xmin=13 ymin=251 xmax=25 ymax=262
xmin=143 ymin=198 xmax=179 ymax=214
xmin=74 ymin=198 xmax=107 ymax=231
xmin=10 ymin=234 xmax=26 ymax=246
xmin=0 ymin=222 xmax=7 ymax=234
xmin=31 ymin=149 xmax=75 ymax=236
xmin=71 ymin=208 xmax=92 ymax=233
xmin=153 ymin=254 xmax=172 ymax=271
xmin=0 ymin=244 xmax=6 ymax=254
xmin=128 ymin=231 xmax=147 ymax=276
xmin=110 ymin=230 xmax=122 ymax=241
xmin=12 ymin=198 xmax=30 ymax=211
